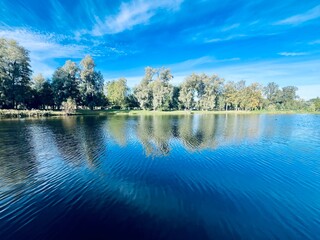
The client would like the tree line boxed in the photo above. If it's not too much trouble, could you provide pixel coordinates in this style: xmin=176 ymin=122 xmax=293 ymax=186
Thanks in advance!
xmin=0 ymin=38 xmax=319 ymax=111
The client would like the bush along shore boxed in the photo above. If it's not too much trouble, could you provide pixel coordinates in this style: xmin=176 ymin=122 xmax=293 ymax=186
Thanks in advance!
xmin=0 ymin=109 xmax=65 ymax=118
xmin=1 ymin=109 xmax=319 ymax=119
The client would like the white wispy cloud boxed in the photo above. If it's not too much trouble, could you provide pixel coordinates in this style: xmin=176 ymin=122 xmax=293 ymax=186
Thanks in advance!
xmin=205 ymin=34 xmax=247 ymax=43
xmin=0 ymin=28 xmax=87 ymax=60
xmin=278 ymin=52 xmax=308 ymax=57
xmin=0 ymin=28 xmax=89 ymax=76
xmin=92 ymin=0 xmax=183 ymax=36
xmin=0 ymin=28 xmax=131 ymax=76
xmin=221 ymin=23 xmax=240 ymax=32
xmin=169 ymin=56 xmax=213 ymax=70
xmin=275 ymin=4 xmax=320 ymax=25
xmin=309 ymin=39 xmax=320 ymax=45
xmin=167 ymin=56 xmax=241 ymax=72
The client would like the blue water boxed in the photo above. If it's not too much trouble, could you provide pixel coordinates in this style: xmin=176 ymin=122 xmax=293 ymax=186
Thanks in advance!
xmin=0 ymin=114 xmax=320 ymax=239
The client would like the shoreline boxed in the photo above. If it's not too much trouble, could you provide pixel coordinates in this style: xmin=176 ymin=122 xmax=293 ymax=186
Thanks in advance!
xmin=0 ymin=109 xmax=319 ymax=119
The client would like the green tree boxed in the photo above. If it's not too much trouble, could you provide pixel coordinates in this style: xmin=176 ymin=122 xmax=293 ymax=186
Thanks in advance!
xmin=41 ymin=81 xmax=54 ymax=109
xmin=223 ymin=81 xmax=235 ymax=110
xmin=32 ymin=73 xmax=45 ymax=92
xmin=79 ymin=55 xmax=104 ymax=110
xmin=62 ymin=97 xmax=76 ymax=115
xmin=134 ymin=67 xmax=175 ymax=110
xmin=125 ymin=94 xmax=140 ymax=109
xmin=281 ymin=86 xmax=298 ymax=109
xmin=151 ymin=68 xmax=174 ymax=111
xmin=51 ymin=60 xmax=80 ymax=109
xmin=30 ymin=73 xmax=45 ymax=109
xmin=198 ymin=74 xmax=224 ymax=110
xmin=178 ymin=74 xmax=197 ymax=110
xmin=0 ymin=38 xmax=32 ymax=109
xmin=311 ymin=97 xmax=320 ymax=111
xmin=264 ymin=82 xmax=282 ymax=109
xmin=134 ymin=67 xmax=154 ymax=110
xmin=241 ymin=83 xmax=263 ymax=110
xmin=105 ymin=78 xmax=128 ymax=108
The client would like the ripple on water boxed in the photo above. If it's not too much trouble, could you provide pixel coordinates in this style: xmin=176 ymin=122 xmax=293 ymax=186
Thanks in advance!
xmin=0 ymin=115 xmax=320 ymax=239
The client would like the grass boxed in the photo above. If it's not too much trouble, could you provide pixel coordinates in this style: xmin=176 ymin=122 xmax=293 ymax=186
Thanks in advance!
xmin=76 ymin=109 xmax=320 ymax=116
xmin=0 ymin=109 xmax=66 ymax=118
xmin=76 ymin=109 xmax=252 ymax=116
xmin=1 ymin=109 xmax=319 ymax=118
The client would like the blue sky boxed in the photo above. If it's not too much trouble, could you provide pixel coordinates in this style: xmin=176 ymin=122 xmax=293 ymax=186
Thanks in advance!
xmin=0 ymin=0 xmax=319 ymax=99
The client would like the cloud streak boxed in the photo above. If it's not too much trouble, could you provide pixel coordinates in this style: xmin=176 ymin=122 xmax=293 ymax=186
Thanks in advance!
xmin=92 ymin=0 xmax=183 ymax=35
xmin=0 ymin=29 xmax=87 ymax=59
xmin=275 ymin=5 xmax=320 ymax=25
xmin=278 ymin=52 xmax=308 ymax=56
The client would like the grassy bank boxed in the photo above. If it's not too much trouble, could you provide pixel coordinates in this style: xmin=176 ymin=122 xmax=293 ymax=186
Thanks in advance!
xmin=76 ymin=109 xmax=320 ymax=116
xmin=0 ymin=109 xmax=65 ymax=118
xmin=76 ymin=109 xmax=253 ymax=116
xmin=1 ymin=109 xmax=319 ymax=118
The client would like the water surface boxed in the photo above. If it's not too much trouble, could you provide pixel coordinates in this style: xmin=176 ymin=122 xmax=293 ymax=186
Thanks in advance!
xmin=0 ymin=114 xmax=320 ymax=239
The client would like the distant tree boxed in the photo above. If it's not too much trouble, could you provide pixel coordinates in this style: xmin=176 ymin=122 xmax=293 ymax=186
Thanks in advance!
xmin=178 ymin=74 xmax=197 ymax=110
xmin=198 ymin=74 xmax=224 ymax=110
xmin=170 ymin=86 xmax=180 ymax=110
xmin=223 ymin=81 xmax=236 ymax=111
xmin=134 ymin=67 xmax=154 ymax=110
xmin=79 ymin=55 xmax=104 ymax=110
xmin=0 ymin=38 xmax=32 ymax=109
xmin=125 ymin=94 xmax=140 ymax=109
xmin=281 ymin=86 xmax=298 ymax=109
xmin=241 ymin=83 xmax=263 ymax=110
xmin=264 ymin=82 xmax=280 ymax=103
xmin=41 ymin=81 xmax=54 ymax=109
xmin=52 ymin=67 xmax=67 ymax=109
xmin=62 ymin=98 xmax=76 ymax=115
xmin=105 ymin=78 xmax=128 ymax=108
xmin=51 ymin=60 xmax=80 ymax=109
xmin=32 ymin=73 xmax=45 ymax=92
xmin=151 ymin=68 xmax=174 ymax=111
xmin=311 ymin=97 xmax=320 ymax=111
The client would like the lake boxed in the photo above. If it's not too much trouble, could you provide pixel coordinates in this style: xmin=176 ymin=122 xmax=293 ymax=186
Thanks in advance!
xmin=0 ymin=114 xmax=320 ymax=239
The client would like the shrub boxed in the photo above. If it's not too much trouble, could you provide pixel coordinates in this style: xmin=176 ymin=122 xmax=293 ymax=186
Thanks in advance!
xmin=62 ymin=98 xmax=76 ymax=115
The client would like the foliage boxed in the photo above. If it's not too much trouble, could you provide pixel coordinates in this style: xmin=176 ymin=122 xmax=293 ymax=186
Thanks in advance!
xmin=62 ymin=98 xmax=76 ymax=115
xmin=105 ymin=78 xmax=128 ymax=109
xmin=134 ymin=67 xmax=174 ymax=111
xmin=51 ymin=60 xmax=80 ymax=109
xmin=310 ymin=97 xmax=320 ymax=111
xmin=0 ymin=38 xmax=32 ymax=109
xmin=79 ymin=55 xmax=104 ymax=110
xmin=0 ymin=37 xmax=319 ymax=113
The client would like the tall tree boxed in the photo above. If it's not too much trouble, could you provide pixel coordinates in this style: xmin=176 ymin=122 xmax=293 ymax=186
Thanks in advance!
xmin=32 ymin=73 xmax=45 ymax=92
xmin=311 ymin=97 xmax=320 ymax=111
xmin=79 ymin=55 xmax=104 ymax=110
xmin=30 ymin=73 xmax=46 ymax=109
xmin=178 ymin=74 xmax=197 ymax=110
xmin=51 ymin=60 xmax=80 ymax=109
xmin=198 ymin=74 xmax=224 ymax=110
xmin=134 ymin=67 xmax=154 ymax=110
xmin=151 ymin=68 xmax=173 ymax=111
xmin=281 ymin=86 xmax=298 ymax=109
xmin=0 ymin=38 xmax=32 ymax=109
xmin=241 ymin=83 xmax=263 ymax=110
xmin=105 ymin=78 xmax=128 ymax=108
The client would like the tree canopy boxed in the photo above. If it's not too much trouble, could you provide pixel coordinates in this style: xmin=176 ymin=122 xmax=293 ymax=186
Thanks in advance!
xmin=0 ymin=37 xmax=318 ymax=112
